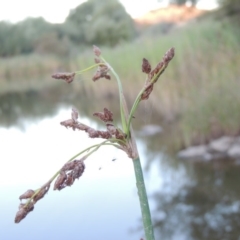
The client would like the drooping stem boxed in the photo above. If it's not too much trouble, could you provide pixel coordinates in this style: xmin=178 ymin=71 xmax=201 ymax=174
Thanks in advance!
xmin=48 ymin=138 xmax=123 ymax=183
xmin=75 ymin=63 xmax=102 ymax=74
xmin=24 ymin=139 xmax=123 ymax=208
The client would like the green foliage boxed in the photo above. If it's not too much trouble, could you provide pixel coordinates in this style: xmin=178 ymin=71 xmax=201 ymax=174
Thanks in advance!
xmin=0 ymin=17 xmax=67 ymax=57
xmin=0 ymin=21 xmax=32 ymax=56
xmin=140 ymin=22 xmax=175 ymax=37
xmin=0 ymin=0 xmax=136 ymax=57
xmin=218 ymin=0 xmax=240 ymax=21
xmin=65 ymin=0 xmax=135 ymax=46
xmin=74 ymin=19 xmax=240 ymax=146
xmin=34 ymin=32 xmax=71 ymax=57
xmin=17 ymin=17 xmax=52 ymax=42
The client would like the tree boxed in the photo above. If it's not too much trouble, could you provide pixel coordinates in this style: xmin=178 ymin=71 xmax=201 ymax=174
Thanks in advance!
xmin=0 ymin=17 xmax=71 ymax=57
xmin=218 ymin=0 xmax=240 ymax=15
xmin=65 ymin=0 xmax=136 ymax=46
xmin=0 ymin=21 xmax=32 ymax=56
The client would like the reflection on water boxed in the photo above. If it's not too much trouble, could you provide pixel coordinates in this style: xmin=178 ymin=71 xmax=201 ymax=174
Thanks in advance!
xmin=0 ymin=89 xmax=240 ymax=240
xmin=141 ymin=138 xmax=240 ymax=240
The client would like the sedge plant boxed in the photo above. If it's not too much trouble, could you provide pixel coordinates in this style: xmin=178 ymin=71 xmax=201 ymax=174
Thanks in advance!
xmin=14 ymin=45 xmax=175 ymax=240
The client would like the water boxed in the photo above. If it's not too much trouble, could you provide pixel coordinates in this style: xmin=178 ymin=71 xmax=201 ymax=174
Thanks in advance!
xmin=0 ymin=89 xmax=240 ymax=240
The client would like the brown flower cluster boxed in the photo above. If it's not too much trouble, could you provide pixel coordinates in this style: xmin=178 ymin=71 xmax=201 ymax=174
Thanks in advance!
xmin=52 ymin=72 xmax=76 ymax=83
xmin=15 ymin=182 xmax=50 ymax=223
xmin=14 ymin=44 xmax=174 ymax=229
xmin=92 ymin=45 xmax=111 ymax=81
xmin=93 ymin=107 xmax=113 ymax=122
xmin=61 ymin=108 xmax=126 ymax=141
xmin=141 ymin=47 xmax=175 ymax=100
xmin=15 ymin=157 xmax=86 ymax=223
xmin=54 ymin=159 xmax=85 ymax=191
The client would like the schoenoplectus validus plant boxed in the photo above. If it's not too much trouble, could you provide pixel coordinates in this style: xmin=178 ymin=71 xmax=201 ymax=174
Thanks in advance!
xmin=14 ymin=45 xmax=174 ymax=240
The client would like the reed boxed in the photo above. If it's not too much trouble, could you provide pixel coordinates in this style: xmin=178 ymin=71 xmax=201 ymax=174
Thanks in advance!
xmin=14 ymin=45 xmax=175 ymax=240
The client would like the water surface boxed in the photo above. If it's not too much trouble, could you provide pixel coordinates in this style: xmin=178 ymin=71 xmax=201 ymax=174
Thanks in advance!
xmin=0 ymin=90 xmax=240 ymax=240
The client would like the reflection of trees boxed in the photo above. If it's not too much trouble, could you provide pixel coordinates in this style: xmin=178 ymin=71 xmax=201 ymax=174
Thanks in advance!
xmin=138 ymin=133 xmax=240 ymax=239
xmin=151 ymin=159 xmax=240 ymax=240
xmin=0 ymin=89 xmax=57 ymax=128
xmin=2 ymin=80 xmax=240 ymax=240
xmin=0 ymin=82 xmax=166 ymax=130
xmin=0 ymin=85 xmax=73 ymax=128
xmin=0 ymin=84 xmax=123 ymax=128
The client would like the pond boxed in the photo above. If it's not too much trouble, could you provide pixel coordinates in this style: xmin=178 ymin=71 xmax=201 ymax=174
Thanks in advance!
xmin=0 ymin=88 xmax=240 ymax=240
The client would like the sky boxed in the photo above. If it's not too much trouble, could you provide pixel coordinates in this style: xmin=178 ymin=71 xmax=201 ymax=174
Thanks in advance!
xmin=0 ymin=0 xmax=218 ymax=24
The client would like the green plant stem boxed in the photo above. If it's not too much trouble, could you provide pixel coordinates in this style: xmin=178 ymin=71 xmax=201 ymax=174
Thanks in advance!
xmin=48 ymin=139 xmax=122 ymax=183
xmin=75 ymin=63 xmax=102 ymax=74
xmin=25 ymin=139 xmax=122 ymax=207
xmin=133 ymin=156 xmax=155 ymax=240
xmin=100 ymin=58 xmax=155 ymax=239
xmin=101 ymin=56 xmax=127 ymax=133
xmin=127 ymin=89 xmax=144 ymax=137
xmin=127 ymin=63 xmax=168 ymax=137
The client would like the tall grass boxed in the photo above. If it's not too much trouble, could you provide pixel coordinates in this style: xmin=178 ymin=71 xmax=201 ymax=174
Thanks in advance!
xmin=1 ymin=18 xmax=240 ymax=146
xmin=74 ymin=19 xmax=240 ymax=146
xmin=0 ymin=54 xmax=64 ymax=93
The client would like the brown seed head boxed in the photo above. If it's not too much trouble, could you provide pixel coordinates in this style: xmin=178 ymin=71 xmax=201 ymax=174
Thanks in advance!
xmin=152 ymin=61 xmax=164 ymax=77
xmin=92 ymin=65 xmax=110 ymax=81
xmin=65 ymin=173 xmax=75 ymax=186
xmin=94 ymin=57 xmax=101 ymax=63
xmin=60 ymin=119 xmax=89 ymax=131
xmin=72 ymin=161 xmax=85 ymax=179
xmin=33 ymin=183 xmax=50 ymax=203
xmin=106 ymin=124 xmax=125 ymax=139
xmin=25 ymin=202 xmax=34 ymax=212
xmin=51 ymin=72 xmax=75 ymax=84
xmin=141 ymin=83 xmax=154 ymax=100
xmin=142 ymin=58 xmax=151 ymax=74
xmin=15 ymin=202 xmax=34 ymax=223
xmin=61 ymin=107 xmax=115 ymax=139
xmin=104 ymin=74 xmax=111 ymax=80
xmin=163 ymin=47 xmax=175 ymax=64
xmin=54 ymin=160 xmax=85 ymax=190
xmin=88 ymin=129 xmax=111 ymax=139
xmin=54 ymin=171 xmax=67 ymax=191
xmin=15 ymin=207 xmax=28 ymax=223
xmin=106 ymin=123 xmax=117 ymax=135
xmin=92 ymin=71 xmax=102 ymax=81
xmin=103 ymin=108 xmax=113 ymax=121
xmin=93 ymin=108 xmax=113 ymax=122
xmin=115 ymin=129 xmax=126 ymax=140
xmin=61 ymin=160 xmax=79 ymax=172
xmin=19 ymin=189 xmax=35 ymax=200
xmin=93 ymin=45 xmax=101 ymax=56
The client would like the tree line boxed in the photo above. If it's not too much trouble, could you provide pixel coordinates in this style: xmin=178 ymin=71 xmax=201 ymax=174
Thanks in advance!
xmin=0 ymin=0 xmax=135 ymax=57
xmin=0 ymin=0 xmax=238 ymax=57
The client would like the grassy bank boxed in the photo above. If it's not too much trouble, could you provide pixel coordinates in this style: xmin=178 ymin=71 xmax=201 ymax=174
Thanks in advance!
xmin=1 ymin=18 xmax=240 ymax=147
xmin=75 ymin=19 xmax=240 ymax=147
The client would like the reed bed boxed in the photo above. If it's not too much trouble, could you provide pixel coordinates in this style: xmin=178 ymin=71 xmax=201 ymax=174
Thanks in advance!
xmin=1 ymin=19 xmax=239 ymax=146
